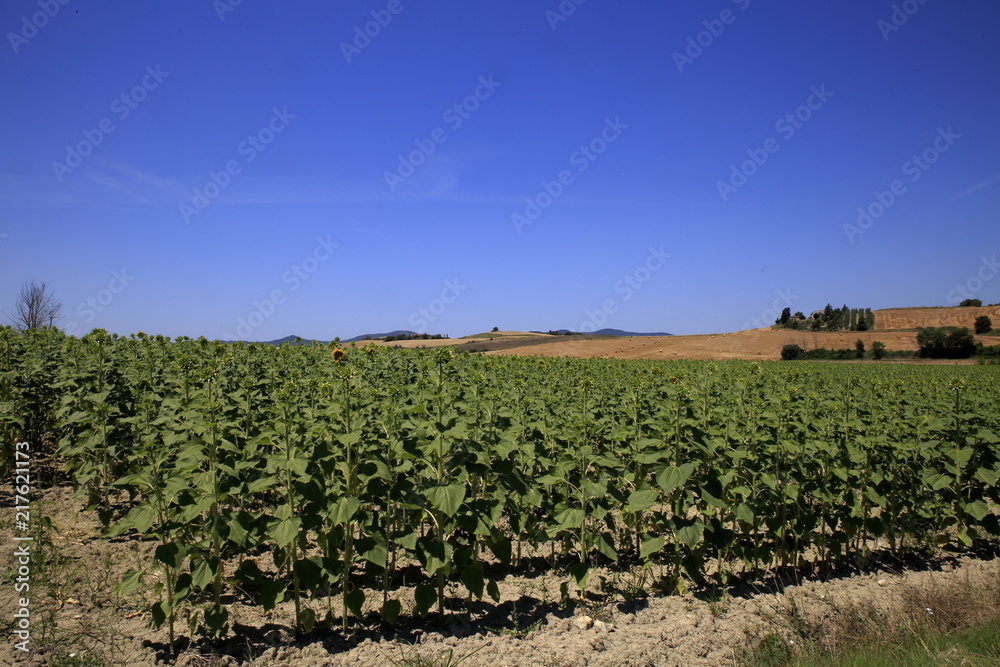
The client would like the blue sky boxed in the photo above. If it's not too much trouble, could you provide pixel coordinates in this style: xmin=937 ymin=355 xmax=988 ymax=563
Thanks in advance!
xmin=2 ymin=1 xmax=999 ymax=340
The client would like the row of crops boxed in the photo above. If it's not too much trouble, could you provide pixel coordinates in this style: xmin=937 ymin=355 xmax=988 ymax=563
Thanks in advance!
xmin=2 ymin=326 xmax=999 ymax=646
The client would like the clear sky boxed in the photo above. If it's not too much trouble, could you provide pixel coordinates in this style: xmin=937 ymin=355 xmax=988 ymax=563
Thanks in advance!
xmin=2 ymin=1 xmax=999 ymax=340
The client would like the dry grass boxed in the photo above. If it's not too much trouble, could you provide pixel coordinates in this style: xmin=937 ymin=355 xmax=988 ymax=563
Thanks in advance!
xmin=875 ymin=305 xmax=1000 ymax=330
xmin=739 ymin=559 xmax=1000 ymax=666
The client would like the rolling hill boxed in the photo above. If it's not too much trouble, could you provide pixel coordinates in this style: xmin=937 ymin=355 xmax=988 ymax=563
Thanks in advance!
xmin=241 ymin=305 xmax=998 ymax=360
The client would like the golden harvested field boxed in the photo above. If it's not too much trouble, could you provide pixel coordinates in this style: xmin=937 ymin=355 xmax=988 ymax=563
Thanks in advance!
xmin=485 ymin=329 xmax=927 ymax=361
xmin=874 ymin=305 xmax=1000 ymax=329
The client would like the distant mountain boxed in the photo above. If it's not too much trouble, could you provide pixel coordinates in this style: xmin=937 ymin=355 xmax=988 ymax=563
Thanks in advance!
xmin=264 ymin=335 xmax=329 ymax=346
xmin=595 ymin=328 xmax=672 ymax=337
xmin=254 ymin=331 xmax=426 ymax=345
xmin=342 ymin=330 xmax=416 ymax=343
xmin=260 ymin=328 xmax=671 ymax=346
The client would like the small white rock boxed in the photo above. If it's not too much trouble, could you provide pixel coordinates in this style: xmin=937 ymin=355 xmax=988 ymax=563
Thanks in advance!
xmin=575 ymin=615 xmax=594 ymax=630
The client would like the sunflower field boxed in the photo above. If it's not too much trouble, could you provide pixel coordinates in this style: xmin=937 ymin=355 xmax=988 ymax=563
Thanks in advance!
xmin=2 ymin=326 xmax=999 ymax=647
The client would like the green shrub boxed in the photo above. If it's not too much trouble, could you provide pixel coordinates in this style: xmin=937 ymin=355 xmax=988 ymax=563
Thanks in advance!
xmin=917 ymin=327 xmax=976 ymax=359
xmin=781 ymin=344 xmax=805 ymax=360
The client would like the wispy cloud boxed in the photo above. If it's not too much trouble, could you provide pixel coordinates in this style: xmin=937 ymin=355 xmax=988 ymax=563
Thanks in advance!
xmin=207 ymin=176 xmax=392 ymax=205
xmin=0 ymin=160 xmax=393 ymax=209
xmin=0 ymin=147 xmax=663 ymax=213
xmin=92 ymin=158 xmax=185 ymax=200
xmin=82 ymin=167 xmax=165 ymax=206
xmin=0 ymin=159 xmax=183 ymax=209
xmin=954 ymin=171 xmax=1000 ymax=199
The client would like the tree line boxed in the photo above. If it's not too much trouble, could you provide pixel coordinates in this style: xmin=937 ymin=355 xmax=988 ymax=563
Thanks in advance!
xmin=775 ymin=304 xmax=875 ymax=331
xmin=782 ymin=324 xmax=997 ymax=362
